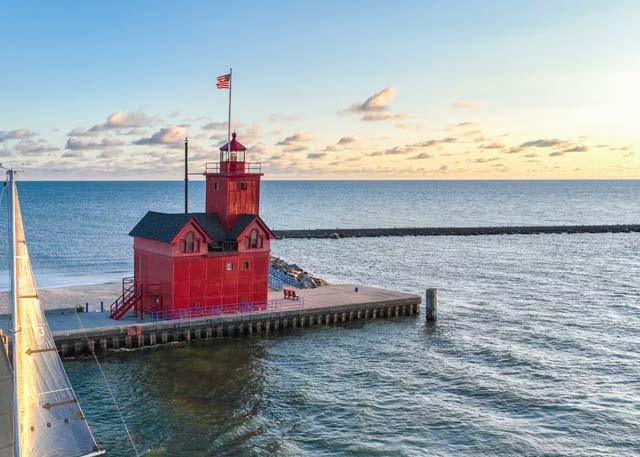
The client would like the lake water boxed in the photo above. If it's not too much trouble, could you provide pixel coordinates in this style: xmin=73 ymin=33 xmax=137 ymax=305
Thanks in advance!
xmin=2 ymin=180 xmax=640 ymax=456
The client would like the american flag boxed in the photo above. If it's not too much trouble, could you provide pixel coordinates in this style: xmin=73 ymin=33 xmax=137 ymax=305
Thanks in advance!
xmin=216 ymin=73 xmax=231 ymax=89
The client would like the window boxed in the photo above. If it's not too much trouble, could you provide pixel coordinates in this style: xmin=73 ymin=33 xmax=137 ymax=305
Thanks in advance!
xmin=259 ymin=236 xmax=264 ymax=248
xmin=250 ymin=229 xmax=258 ymax=248
xmin=186 ymin=232 xmax=194 ymax=253
xmin=214 ymin=181 xmax=220 ymax=191
xmin=245 ymin=238 xmax=250 ymax=249
xmin=242 ymin=261 xmax=250 ymax=270
xmin=226 ymin=262 xmax=234 ymax=271
xmin=179 ymin=240 xmax=186 ymax=252
xmin=241 ymin=181 xmax=248 ymax=190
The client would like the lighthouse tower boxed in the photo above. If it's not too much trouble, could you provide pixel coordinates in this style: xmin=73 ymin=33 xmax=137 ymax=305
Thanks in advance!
xmin=205 ymin=132 xmax=262 ymax=227
xmin=115 ymin=132 xmax=275 ymax=320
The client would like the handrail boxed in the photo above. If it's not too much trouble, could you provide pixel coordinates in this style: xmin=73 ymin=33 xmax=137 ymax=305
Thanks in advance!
xmin=203 ymin=162 xmax=262 ymax=174
xmin=269 ymin=267 xmax=303 ymax=288
xmin=109 ymin=278 xmax=141 ymax=319
xmin=150 ymin=297 xmax=304 ymax=323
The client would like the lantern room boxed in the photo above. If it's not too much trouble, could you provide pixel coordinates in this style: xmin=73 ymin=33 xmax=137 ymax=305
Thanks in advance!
xmin=204 ymin=132 xmax=263 ymax=228
xmin=219 ymin=132 xmax=247 ymax=171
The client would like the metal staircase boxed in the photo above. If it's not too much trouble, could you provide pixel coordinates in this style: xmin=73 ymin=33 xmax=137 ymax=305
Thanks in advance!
xmin=110 ymin=277 xmax=142 ymax=320
xmin=268 ymin=267 xmax=303 ymax=290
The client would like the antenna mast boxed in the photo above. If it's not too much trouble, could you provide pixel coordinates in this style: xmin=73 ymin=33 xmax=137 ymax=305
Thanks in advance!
xmin=184 ymin=137 xmax=189 ymax=213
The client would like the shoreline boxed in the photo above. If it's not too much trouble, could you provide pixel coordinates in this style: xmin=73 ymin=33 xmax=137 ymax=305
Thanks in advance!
xmin=0 ymin=281 xmax=122 ymax=315
xmin=0 ymin=257 xmax=328 ymax=315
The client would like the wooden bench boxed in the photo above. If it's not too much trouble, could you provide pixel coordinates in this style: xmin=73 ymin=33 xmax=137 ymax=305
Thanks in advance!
xmin=283 ymin=289 xmax=300 ymax=301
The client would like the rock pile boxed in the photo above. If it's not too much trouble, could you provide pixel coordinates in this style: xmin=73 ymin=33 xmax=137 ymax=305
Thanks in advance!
xmin=270 ymin=256 xmax=328 ymax=288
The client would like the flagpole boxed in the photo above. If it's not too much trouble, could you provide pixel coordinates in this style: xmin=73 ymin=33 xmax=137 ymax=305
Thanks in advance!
xmin=227 ymin=68 xmax=232 ymax=162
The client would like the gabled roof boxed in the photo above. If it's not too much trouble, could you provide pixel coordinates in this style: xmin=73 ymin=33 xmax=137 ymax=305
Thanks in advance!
xmin=129 ymin=211 xmax=274 ymax=243
xmin=229 ymin=214 xmax=277 ymax=240
xmin=228 ymin=214 xmax=259 ymax=240
xmin=129 ymin=211 xmax=225 ymax=243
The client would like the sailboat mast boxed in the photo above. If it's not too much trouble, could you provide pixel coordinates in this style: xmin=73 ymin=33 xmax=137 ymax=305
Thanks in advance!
xmin=7 ymin=170 xmax=20 ymax=457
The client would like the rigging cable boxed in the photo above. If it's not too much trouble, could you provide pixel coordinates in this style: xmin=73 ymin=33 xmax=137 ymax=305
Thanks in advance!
xmin=71 ymin=310 xmax=141 ymax=457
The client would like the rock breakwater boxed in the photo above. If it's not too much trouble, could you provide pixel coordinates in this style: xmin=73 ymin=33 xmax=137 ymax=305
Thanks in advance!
xmin=270 ymin=256 xmax=328 ymax=288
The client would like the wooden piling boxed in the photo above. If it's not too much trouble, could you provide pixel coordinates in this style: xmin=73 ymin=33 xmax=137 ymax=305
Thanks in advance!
xmin=426 ymin=288 xmax=438 ymax=321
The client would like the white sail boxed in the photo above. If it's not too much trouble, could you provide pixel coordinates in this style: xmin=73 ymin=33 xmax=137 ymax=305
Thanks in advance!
xmin=9 ymin=172 xmax=104 ymax=457
xmin=0 ymin=334 xmax=13 ymax=457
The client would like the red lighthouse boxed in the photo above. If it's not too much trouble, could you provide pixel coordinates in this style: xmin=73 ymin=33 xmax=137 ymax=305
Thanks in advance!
xmin=111 ymin=133 xmax=275 ymax=320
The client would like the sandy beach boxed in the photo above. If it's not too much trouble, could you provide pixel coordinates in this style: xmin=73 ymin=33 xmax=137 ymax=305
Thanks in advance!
xmin=0 ymin=281 xmax=122 ymax=315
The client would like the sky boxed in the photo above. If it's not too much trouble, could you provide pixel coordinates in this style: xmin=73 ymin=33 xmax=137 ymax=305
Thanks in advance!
xmin=0 ymin=0 xmax=638 ymax=180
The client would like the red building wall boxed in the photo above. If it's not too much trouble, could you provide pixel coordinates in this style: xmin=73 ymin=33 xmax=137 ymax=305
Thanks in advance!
xmin=133 ymin=218 xmax=271 ymax=316
xmin=205 ymin=174 xmax=261 ymax=227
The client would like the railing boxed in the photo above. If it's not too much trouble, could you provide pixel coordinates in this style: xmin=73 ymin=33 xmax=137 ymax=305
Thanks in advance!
xmin=149 ymin=297 xmax=304 ymax=323
xmin=268 ymin=267 xmax=303 ymax=289
xmin=268 ymin=275 xmax=284 ymax=290
xmin=204 ymin=162 xmax=262 ymax=174
xmin=110 ymin=276 xmax=141 ymax=319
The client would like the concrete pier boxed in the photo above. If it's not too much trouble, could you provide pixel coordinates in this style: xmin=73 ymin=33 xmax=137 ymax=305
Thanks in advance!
xmin=1 ymin=285 xmax=421 ymax=356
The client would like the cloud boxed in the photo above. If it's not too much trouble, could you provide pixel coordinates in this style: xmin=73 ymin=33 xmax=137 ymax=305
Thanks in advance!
xmin=452 ymin=121 xmax=478 ymax=128
xmin=97 ymin=150 xmax=121 ymax=159
xmin=3 ymin=139 xmax=58 ymax=156
xmin=284 ymin=146 xmax=309 ymax=153
xmin=384 ymin=147 xmax=411 ymax=155
xmin=0 ymin=129 xmax=34 ymax=142
xmin=462 ymin=129 xmax=483 ymax=137
xmin=236 ymin=124 xmax=262 ymax=145
xmin=478 ymin=142 xmax=505 ymax=150
xmin=210 ymin=133 xmax=228 ymax=142
xmin=417 ymin=137 xmax=457 ymax=147
xmin=549 ymin=145 xmax=588 ymax=157
xmin=562 ymin=145 xmax=588 ymax=153
xmin=118 ymin=128 xmax=148 ymax=136
xmin=89 ymin=110 xmax=156 ymax=132
xmin=338 ymin=136 xmax=358 ymax=145
xmin=66 ymin=136 xmax=125 ymax=150
xmin=133 ymin=126 xmax=187 ymax=145
xmin=395 ymin=122 xmax=428 ymax=130
xmin=68 ymin=127 xmax=98 ymax=137
xmin=348 ymin=87 xmax=397 ymax=112
xmin=324 ymin=136 xmax=359 ymax=151
xmin=276 ymin=131 xmax=312 ymax=146
xmin=202 ymin=121 xmax=229 ymax=130
xmin=344 ymin=87 xmax=405 ymax=122
xmin=409 ymin=153 xmax=432 ymax=160
xmin=361 ymin=112 xmax=407 ymax=122
xmin=62 ymin=151 xmax=84 ymax=159
xmin=249 ymin=143 xmax=269 ymax=155
xmin=451 ymin=101 xmax=479 ymax=109
xmin=307 ymin=152 xmax=327 ymax=159
xmin=369 ymin=137 xmax=457 ymax=156
xmin=471 ymin=157 xmax=501 ymax=163
xmin=520 ymin=139 xmax=568 ymax=148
